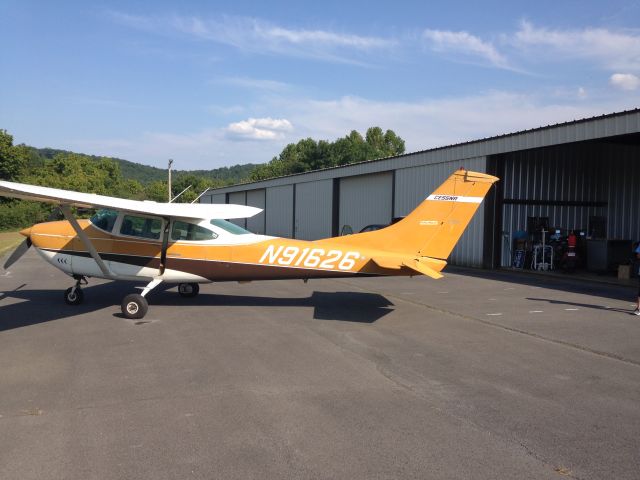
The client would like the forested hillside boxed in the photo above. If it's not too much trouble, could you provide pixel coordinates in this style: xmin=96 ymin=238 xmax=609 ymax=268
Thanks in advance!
xmin=0 ymin=130 xmax=257 ymax=230
xmin=0 ymin=126 xmax=405 ymax=230
xmin=36 ymin=148 xmax=257 ymax=185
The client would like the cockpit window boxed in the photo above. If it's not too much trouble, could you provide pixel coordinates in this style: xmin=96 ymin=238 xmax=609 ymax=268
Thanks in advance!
xmin=90 ymin=209 xmax=118 ymax=233
xmin=120 ymin=214 xmax=163 ymax=240
xmin=171 ymin=220 xmax=218 ymax=241
xmin=210 ymin=219 xmax=250 ymax=235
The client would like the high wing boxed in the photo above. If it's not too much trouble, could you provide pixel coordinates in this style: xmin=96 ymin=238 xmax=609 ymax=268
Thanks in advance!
xmin=0 ymin=180 xmax=261 ymax=219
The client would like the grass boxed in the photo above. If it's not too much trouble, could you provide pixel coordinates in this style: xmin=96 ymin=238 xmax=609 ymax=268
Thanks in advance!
xmin=0 ymin=231 xmax=24 ymax=257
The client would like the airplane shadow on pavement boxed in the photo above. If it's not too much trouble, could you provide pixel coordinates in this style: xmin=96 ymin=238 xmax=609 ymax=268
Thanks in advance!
xmin=0 ymin=282 xmax=395 ymax=332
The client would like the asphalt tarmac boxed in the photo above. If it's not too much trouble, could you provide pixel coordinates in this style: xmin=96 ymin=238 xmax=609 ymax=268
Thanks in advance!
xmin=1 ymin=250 xmax=639 ymax=480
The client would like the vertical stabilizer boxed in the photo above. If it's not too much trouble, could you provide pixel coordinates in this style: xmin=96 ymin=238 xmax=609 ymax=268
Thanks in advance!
xmin=335 ymin=169 xmax=498 ymax=261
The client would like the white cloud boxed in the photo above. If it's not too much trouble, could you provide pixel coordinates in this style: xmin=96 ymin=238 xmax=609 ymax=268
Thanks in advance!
xmin=285 ymin=93 xmax=635 ymax=152
xmin=111 ymin=12 xmax=395 ymax=64
xmin=423 ymin=29 xmax=509 ymax=69
xmin=226 ymin=117 xmax=293 ymax=140
xmin=610 ymin=73 xmax=640 ymax=91
xmin=214 ymin=76 xmax=291 ymax=92
xmin=71 ymin=89 xmax=639 ymax=170
xmin=513 ymin=21 xmax=640 ymax=71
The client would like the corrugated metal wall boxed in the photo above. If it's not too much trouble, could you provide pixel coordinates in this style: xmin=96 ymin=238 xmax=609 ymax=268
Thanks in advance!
xmin=210 ymin=193 xmax=226 ymax=204
xmin=605 ymin=143 xmax=640 ymax=240
xmin=227 ymin=191 xmax=247 ymax=228
xmin=246 ymin=189 xmax=266 ymax=234
xmin=294 ymin=180 xmax=333 ymax=240
xmin=339 ymin=172 xmax=393 ymax=233
xmin=500 ymin=142 xmax=640 ymax=266
xmin=265 ymin=185 xmax=294 ymax=238
xmin=394 ymin=157 xmax=487 ymax=267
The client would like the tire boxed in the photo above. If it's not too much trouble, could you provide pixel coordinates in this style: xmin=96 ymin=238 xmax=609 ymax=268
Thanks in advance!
xmin=64 ymin=287 xmax=84 ymax=305
xmin=178 ymin=283 xmax=200 ymax=298
xmin=121 ymin=293 xmax=149 ymax=319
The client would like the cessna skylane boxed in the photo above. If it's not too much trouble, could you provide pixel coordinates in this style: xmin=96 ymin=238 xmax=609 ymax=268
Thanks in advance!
xmin=0 ymin=168 xmax=498 ymax=319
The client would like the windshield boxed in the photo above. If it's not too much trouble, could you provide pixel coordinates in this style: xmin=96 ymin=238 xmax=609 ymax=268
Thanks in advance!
xmin=172 ymin=220 xmax=217 ymax=241
xmin=90 ymin=209 xmax=118 ymax=233
xmin=210 ymin=219 xmax=251 ymax=235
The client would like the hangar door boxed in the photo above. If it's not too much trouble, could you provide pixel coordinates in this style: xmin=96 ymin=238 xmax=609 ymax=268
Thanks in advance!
xmin=209 ymin=193 xmax=226 ymax=204
xmin=246 ymin=189 xmax=266 ymax=234
xmin=339 ymin=172 xmax=393 ymax=234
xmin=294 ymin=180 xmax=333 ymax=240
xmin=227 ymin=191 xmax=247 ymax=228
xmin=266 ymin=185 xmax=294 ymax=238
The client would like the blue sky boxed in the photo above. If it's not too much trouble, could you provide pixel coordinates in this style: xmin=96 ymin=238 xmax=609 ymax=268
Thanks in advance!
xmin=2 ymin=0 xmax=640 ymax=169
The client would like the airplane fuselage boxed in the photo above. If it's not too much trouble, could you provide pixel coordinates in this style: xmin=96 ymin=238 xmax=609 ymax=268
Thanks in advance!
xmin=28 ymin=218 xmax=408 ymax=284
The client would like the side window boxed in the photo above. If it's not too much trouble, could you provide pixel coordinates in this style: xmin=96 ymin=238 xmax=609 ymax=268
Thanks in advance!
xmin=171 ymin=220 xmax=217 ymax=241
xmin=90 ymin=209 xmax=118 ymax=233
xmin=120 ymin=215 xmax=163 ymax=240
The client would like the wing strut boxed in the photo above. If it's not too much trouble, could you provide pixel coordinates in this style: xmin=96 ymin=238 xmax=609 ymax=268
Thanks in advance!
xmin=60 ymin=204 xmax=112 ymax=278
xmin=159 ymin=218 xmax=170 ymax=275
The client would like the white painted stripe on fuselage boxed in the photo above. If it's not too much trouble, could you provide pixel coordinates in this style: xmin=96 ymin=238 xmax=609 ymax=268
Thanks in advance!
xmin=37 ymin=247 xmax=209 ymax=282
xmin=426 ymin=194 xmax=483 ymax=203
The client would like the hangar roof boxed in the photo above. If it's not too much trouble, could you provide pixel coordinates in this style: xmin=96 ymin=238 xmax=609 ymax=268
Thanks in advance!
xmin=205 ymin=108 xmax=640 ymax=195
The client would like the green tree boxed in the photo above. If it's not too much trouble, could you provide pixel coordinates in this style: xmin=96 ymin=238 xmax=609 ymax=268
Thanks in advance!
xmin=249 ymin=127 xmax=405 ymax=181
xmin=144 ymin=180 xmax=169 ymax=202
xmin=0 ymin=129 xmax=28 ymax=180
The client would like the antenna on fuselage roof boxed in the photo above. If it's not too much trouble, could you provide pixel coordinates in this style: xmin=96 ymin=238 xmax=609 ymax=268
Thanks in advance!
xmin=169 ymin=185 xmax=192 ymax=203
xmin=191 ymin=188 xmax=209 ymax=204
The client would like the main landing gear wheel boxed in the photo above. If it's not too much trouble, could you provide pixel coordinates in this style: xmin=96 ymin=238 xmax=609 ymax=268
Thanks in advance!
xmin=121 ymin=293 xmax=148 ymax=319
xmin=178 ymin=283 xmax=199 ymax=298
xmin=64 ymin=287 xmax=84 ymax=305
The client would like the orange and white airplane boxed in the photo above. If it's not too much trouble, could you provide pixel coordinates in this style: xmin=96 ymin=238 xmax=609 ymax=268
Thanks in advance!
xmin=0 ymin=168 xmax=498 ymax=319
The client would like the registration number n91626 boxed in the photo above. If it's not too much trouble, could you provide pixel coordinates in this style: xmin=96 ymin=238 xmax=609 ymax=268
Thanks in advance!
xmin=258 ymin=245 xmax=361 ymax=271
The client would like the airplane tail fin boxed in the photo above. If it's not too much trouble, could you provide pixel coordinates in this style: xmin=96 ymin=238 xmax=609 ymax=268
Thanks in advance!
xmin=385 ymin=168 xmax=498 ymax=259
xmin=337 ymin=169 xmax=498 ymax=263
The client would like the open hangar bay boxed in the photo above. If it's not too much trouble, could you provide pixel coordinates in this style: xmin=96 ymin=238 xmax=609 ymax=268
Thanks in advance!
xmin=202 ymin=109 xmax=640 ymax=274
xmin=1 ymin=249 xmax=640 ymax=479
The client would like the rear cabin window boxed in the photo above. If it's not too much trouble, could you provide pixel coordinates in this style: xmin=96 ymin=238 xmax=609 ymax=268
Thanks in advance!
xmin=210 ymin=219 xmax=250 ymax=235
xmin=171 ymin=221 xmax=217 ymax=241
xmin=120 ymin=215 xmax=163 ymax=240
xmin=90 ymin=209 xmax=118 ymax=233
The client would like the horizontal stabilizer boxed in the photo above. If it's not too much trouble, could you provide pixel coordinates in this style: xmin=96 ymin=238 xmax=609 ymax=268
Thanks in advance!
xmin=402 ymin=258 xmax=444 ymax=279
xmin=372 ymin=255 xmax=445 ymax=279
xmin=372 ymin=255 xmax=405 ymax=270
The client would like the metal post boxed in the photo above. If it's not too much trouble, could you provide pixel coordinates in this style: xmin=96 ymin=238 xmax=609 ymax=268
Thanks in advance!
xmin=167 ymin=159 xmax=173 ymax=203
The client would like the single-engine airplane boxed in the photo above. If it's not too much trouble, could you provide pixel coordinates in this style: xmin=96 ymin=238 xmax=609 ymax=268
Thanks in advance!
xmin=0 ymin=168 xmax=498 ymax=319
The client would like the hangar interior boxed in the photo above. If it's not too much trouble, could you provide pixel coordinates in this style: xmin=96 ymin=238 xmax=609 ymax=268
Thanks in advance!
xmin=202 ymin=111 xmax=640 ymax=274
xmin=493 ymin=134 xmax=640 ymax=271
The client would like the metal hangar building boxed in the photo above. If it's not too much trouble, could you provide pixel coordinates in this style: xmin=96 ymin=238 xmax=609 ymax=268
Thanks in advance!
xmin=201 ymin=109 xmax=640 ymax=270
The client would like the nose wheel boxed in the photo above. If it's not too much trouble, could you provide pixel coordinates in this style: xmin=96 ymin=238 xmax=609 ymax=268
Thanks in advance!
xmin=64 ymin=286 xmax=84 ymax=305
xmin=64 ymin=276 xmax=87 ymax=305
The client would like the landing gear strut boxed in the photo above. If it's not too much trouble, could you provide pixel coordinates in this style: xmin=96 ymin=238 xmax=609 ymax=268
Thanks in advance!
xmin=64 ymin=276 xmax=87 ymax=305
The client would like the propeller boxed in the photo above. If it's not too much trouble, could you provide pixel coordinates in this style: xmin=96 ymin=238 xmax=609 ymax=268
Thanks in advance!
xmin=3 ymin=207 xmax=59 ymax=269
xmin=3 ymin=236 xmax=32 ymax=269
